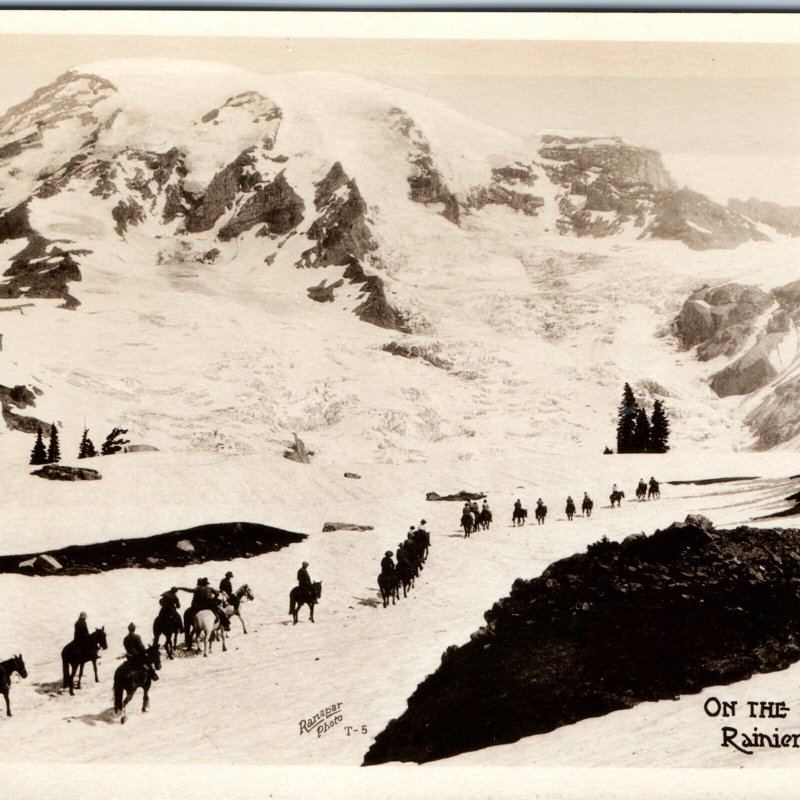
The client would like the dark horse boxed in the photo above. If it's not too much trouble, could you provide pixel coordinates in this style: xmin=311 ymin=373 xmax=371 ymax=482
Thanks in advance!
xmin=396 ymin=560 xmax=415 ymax=598
xmin=636 ymin=481 xmax=647 ymax=501
xmin=289 ymin=581 xmax=322 ymax=625
xmin=610 ymin=490 xmax=625 ymax=509
xmin=648 ymin=481 xmax=661 ymax=500
xmin=113 ymin=644 xmax=162 ymax=724
xmin=479 ymin=508 xmax=492 ymax=530
xmin=565 ymin=499 xmax=576 ymax=521
xmin=153 ymin=611 xmax=182 ymax=661
xmin=1 ymin=654 xmax=27 ymax=717
xmin=461 ymin=511 xmax=474 ymax=538
xmin=535 ymin=504 xmax=548 ymax=525
xmin=512 ymin=506 xmax=527 ymax=527
xmin=582 ymin=497 xmax=593 ymax=517
xmin=378 ymin=571 xmax=400 ymax=607
xmin=62 ymin=628 xmax=108 ymax=696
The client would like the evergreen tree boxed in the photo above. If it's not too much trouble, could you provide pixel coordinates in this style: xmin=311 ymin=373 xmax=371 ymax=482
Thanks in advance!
xmin=101 ymin=427 xmax=130 ymax=456
xmin=47 ymin=422 xmax=61 ymax=463
xmin=632 ymin=406 xmax=651 ymax=453
xmin=616 ymin=383 xmax=638 ymax=454
xmin=78 ymin=428 xmax=97 ymax=459
xmin=30 ymin=426 xmax=47 ymax=465
xmin=650 ymin=399 xmax=671 ymax=453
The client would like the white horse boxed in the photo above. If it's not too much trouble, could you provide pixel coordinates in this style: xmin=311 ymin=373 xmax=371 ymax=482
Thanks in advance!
xmin=221 ymin=584 xmax=255 ymax=634
xmin=193 ymin=609 xmax=226 ymax=657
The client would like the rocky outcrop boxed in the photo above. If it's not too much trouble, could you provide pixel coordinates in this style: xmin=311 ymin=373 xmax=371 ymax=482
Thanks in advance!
xmin=32 ymin=464 xmax=101 ymax=481
xmin=747 ymin=381 xmax=800 ymax=450
xmin=388 ymin=107 xmax=460 ymax=225
xmin=364 ymin=520 xmax=800 ymax=764
xmin=307 ymin=278 xmax=344 ymax=303
xmin=299 ymin=162 xmax=377 ymax=267
xmin=382 ymin=340 xmax=452 ymax=369
xmin=674 ymin=283 xmax=773 ymax=359
xmin=218 ymin=172 xmax=304 ymax=241
xmin=0 ymin=202 xmax=35 ymax=242
xmin=729 ymin=197 xmax=800 ymax=237
xmin=426 ymin=490 xmax=486 ymax=502
xmin=184 ymin=148 xmax=262 ymax=233
xmin=343 ymin=259 xmax=412 ymax=333
xmin=0 ymin=521 xmax=305 ymax=576
xmin=112 ymin=198 xmax=145 ymax=236
xmin=710 ymin=346 xmax=779 ymax=397
xmin=321 ymin=522 xmax=374 ymax=532
xmin=283 ymin=433 xmax=314 ymax=463
xmin=0 ymin=382 xmax=50 ymax=435
xmin=467 ymin=163 xmax=544 ymax=217
xmin=537 ymin=136 xmax=766 ymax=248
xmin=1 ymin=245 xmax=83 ymax=309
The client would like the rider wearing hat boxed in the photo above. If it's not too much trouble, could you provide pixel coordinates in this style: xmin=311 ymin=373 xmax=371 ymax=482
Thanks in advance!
xmin=219 ymin=571 xmax=234 ymax=601
xmin=297 ymin=561 xmax=312 ymax=602
xmin=73 ymin=611 xmax=89 ymax=647
xmin=123 ymin=622 xmax=146 ymax=662
xmin=158 ymin=587 xmax=184 ymax=633
xmin=381 ymin=550 xmax=395 ymax=576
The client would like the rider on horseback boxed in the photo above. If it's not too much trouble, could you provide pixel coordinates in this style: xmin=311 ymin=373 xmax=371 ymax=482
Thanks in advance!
xmin=381 ymin=550 xmax=395 ymax=576
xmin=124 ymin=623 xmax=158 ymax=681
xmin=73 ymin=612 xmax=89 ymax=648
xmin=186 ymin=577 xmax=230 ymax=631
xmin=158 ymin=587 xmax=184 ymax=633
xmin=219 ymin=571 xmax=239 ymax=612
xmin=297 ymin=562 xmax=313 ymax=604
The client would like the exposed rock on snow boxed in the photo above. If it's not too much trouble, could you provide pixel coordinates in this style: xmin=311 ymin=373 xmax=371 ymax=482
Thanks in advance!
xmin=0 ymin=521 xmax=305 ymax=575
xmin=729 ymin=197 xmax=800 ymax=237
xmin=382 ymin=340 xmax=452 ymax=369
xmin=426 ymin=490 xmax=486 ymax=502
xmin=321 ymin=522 xmax=374 ymax=532
xmin=365 ymin=522 xmax=800 ymax=765
xmin=31 ymin=464 xmax=101 ymax=481
xmin=283 ymin=433 xmax=314 ymax=464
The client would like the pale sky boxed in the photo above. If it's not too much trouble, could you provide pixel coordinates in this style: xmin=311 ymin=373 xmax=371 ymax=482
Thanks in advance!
xmin=1 ymin=27 xmax=798 ymax=205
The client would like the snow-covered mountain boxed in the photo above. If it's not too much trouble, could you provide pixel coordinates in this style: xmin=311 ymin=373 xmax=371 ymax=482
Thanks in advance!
xmin=0 ymin=58 xmax=798 ymax=461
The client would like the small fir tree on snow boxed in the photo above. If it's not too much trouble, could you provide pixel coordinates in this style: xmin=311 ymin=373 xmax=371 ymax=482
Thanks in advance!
xmin=101 ymin=427 xmax=129 ymax=456
xmin=78 ymin=428 xmax=97 ymax=459
xmin=30 ymin=426 xmax=47 ymax=465
xmin=616 ymin=383 xmax=638 ymax=454
xmin=632 ymin=407 xmax=651 ymax=453
xmin=650 ymin=399 xmax=671 ymax=453
xmin=47 ymin=422 xmax=61 ymax=463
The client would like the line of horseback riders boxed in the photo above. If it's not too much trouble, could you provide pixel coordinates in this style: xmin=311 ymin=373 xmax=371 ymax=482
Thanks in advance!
xmin=378 ymin=521 xmax=431 ymax=607
xmin=461 ymin=500 xmax=492 ymax=537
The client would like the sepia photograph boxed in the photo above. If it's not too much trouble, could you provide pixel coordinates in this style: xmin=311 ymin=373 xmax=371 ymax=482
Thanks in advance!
xmin=2 ymin=9 xmax=800 ymax=799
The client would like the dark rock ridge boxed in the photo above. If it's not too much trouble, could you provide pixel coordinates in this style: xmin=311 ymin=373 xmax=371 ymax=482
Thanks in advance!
xmin=387 ymin=108 xmax=460 ymax=225
xmin=382 ymin=340 xmax=452 ymax=369
xmin=199 ymin=91 xmax=282 ymax=149
xmin=0 ymin=521 xmax=306 ymax=575
xmin=299 ymin=162 xmax=412 ymax=333
xmin=728 ymin=197 xmax=800 ymax=237
xmin=364 ymin=519 xmax=800 ymax=765
xmin=467 ymin=163 xmax=544 ymax=217
xmin=537 ymin=136 xmax=766 ymax=249
xmin=32 ymin=464 xmax=101 ymax=481
xmin=218 ymin=171 xmax=304 ymax=241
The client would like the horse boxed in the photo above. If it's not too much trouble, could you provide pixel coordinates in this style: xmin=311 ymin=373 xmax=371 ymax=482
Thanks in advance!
xmin=192 ymin=609 xmax=227 ymax=656
xmin=397 ymin=559 xmax=416 ymax=598
xmin=535 ymin=504 xmax=548 ymax=525
xmin=648 ymin=481 xmax=661 ymax=499
xmin=378 ymin=571 xmax=400 ymax=608
xmin=512 ymin=506 xmax=527 ymax=526
xmin=1 ymin=654 xmax=27 ymax=717
xmin=113 ymin=644 xmax=162 ymax=724
xmin=565 ymin=500 xmax=576 ymax=521
xmin=220 ymin=584 xmax=255 ymax=634
xmin=610 ymin=490 xmax=625 ymax=509
xmin=153 ymin=610 xmax=182 ymax=661
xmin=461 ymin=511 xmax=474 ymax=538
xmin=61 ymin=627 xmax=108 ymax=696
xmin=636 ymin=482 xmax=647 ymax=501
xmin=413 ymin=529 xmax=430 ymax=562
xmin=582 ymin=497 xmax=593 ymax=517
xmin=479 ymin=508 xmax=493 ymax=530
xmin=289 ymin=581 xmax=322 ymax=625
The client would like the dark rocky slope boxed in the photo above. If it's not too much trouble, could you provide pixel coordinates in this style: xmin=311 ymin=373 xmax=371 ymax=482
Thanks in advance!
xmin=364 ymin=518 xmax=800 ymax=765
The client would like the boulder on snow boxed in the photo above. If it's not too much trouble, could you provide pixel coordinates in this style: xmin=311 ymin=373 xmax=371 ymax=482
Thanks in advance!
xmin=344 ymin=472 xmax=362 ymax=479
xmin=31 ymin=464 xmax=101 ymax=481
xmin=322 ymin=522 xmax=374 ymax=532
xmin=19 ymin=553 xmax=63 ymax=573
xmin=125 ymin=444 xmax=159 ymax=453
xmin=684 ymin=513 xmax=714 ymax=531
